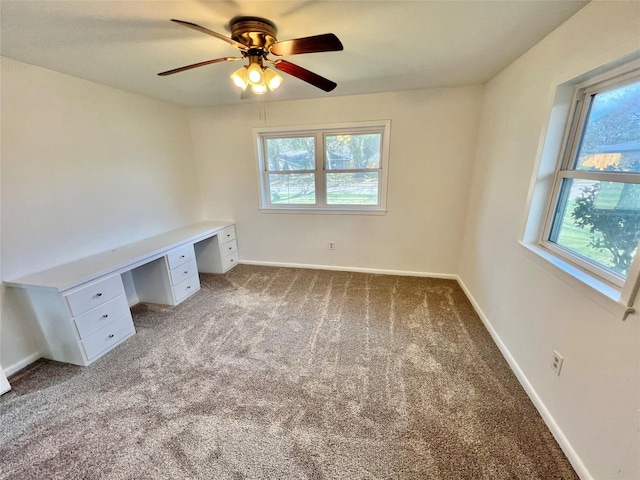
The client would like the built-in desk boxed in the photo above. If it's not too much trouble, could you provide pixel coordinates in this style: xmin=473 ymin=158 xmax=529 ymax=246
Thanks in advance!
xmin=6 ymin=221 xmax=239 ymax=366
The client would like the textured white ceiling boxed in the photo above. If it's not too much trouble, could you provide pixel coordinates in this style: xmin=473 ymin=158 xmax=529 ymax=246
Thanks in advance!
xmin=0 ymin=1 xmax=588 ymax=107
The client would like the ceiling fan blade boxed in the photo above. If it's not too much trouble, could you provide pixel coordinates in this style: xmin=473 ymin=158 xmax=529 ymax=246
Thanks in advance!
xmin=270 ymin=33 xmax=343 ymax=56
xmin=158 ymin=57 xmax=241 ymax=76
xmin=171 ymin=19 xmax=248 ymax=51
xmin=273 ymin=60 xmax=337 ymax=92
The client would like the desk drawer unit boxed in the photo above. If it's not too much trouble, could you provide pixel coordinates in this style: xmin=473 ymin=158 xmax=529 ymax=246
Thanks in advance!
xmin=194 ymin=225 xmax=239 ymax=274
xmin=131 ymin=245 xmax=200 ymax=306
xmin=66 ymin=276 xmax=135 ymax=364
xmin=166 ymin=245 xmax=200 ymax=303
xmin=169 ymin=257 xmax=200 ymax=303
xmin=24 ymin=275 xmax=137 ymax=366
xmin=218 ymin=226 xmax=239 ymax=272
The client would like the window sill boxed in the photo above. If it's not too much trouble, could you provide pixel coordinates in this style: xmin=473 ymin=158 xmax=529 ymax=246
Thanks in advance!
xmin=258 ymin=207 xmax=387 ymax=215
xmin=518 ymin=241 xmax=634 ymax=320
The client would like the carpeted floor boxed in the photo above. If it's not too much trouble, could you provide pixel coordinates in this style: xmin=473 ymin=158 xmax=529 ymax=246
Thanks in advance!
xmin=1 ymin=265 xmax=577 ymax=479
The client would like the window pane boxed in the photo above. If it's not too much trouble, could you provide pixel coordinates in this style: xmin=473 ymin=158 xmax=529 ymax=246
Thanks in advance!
xmin=549 ymin=178 xmax=640 ymax=277
xmin=265 ymin=137 xmax=315 ymax=171
xmin=325 ymin=133 xmax=381 ymax=170
xmin=326 ymin=172 xmax=379 ymax=205
xmin=268 ymin=173 xmax=315 ymax=204
xmin=574 ymin=80 xmax=640 ymax=172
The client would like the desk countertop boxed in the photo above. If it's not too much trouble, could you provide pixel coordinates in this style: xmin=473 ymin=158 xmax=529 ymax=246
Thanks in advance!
xmin=6 ymin=220 xmax=234 ymax=292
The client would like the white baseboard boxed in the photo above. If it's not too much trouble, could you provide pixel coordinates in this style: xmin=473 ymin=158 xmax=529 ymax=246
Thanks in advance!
xmin=4 ymin=352 xmax=41 ymax=377
xmin=238 ymin=260 xmax=458 ymax=280
xmin=455 ymin=276 xmax=592 ymax=480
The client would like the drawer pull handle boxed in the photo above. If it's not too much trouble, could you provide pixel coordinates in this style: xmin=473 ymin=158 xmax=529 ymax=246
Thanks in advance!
xmin=187 ymin=285 xmax=191 ymax=289
xmin=96 ymin=293 xmax=103 ymax=297
xmin=184 ymin=271 xmax=188 ymax=274
xmin=108 ymin=334 xmax=114 ymax=338
xmin=180 ymin=255 xmax=185 ymax=259
xmin=230 ymin=259 xmax=234 ymax=262
xmin=102 ymin=314 xmax=109 ymax=318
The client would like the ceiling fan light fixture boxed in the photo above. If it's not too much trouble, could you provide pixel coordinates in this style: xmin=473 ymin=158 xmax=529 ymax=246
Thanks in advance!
xmin=264 ymin=68 xmax=283 ymax=91
xmin=230 ymin=66 xmax=249 ymax=90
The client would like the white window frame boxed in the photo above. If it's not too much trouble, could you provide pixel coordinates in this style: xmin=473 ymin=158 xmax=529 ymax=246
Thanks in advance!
xmin=541 ymin=68 xmax=640 ymax=288
xmin=254 ymin=120 xmax=390 ymax=214
xmin=523 ymin=58 xmax=640 ymax=319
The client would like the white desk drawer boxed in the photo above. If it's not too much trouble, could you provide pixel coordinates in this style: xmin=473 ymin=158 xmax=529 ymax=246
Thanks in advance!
xmin=219 ymin=239 xmax=238 ymax=256
xmin=73 ymin=294 xmax=130 ymax=339
xmin=81 ymin=313 xmax=135 ymax=360
xmin=66 ymin=275 xmax=125 ymax=317
xmin=169 ymin=258 xmax=198 ymax=285
xmin=219 ymin=226 xmax=236 ymax=244
xmin=166 ymin=244 xmax=195 ymax=269
xmin=173 ymin=274 xmax=200 ymax=304
xmin=221 ymin=252 xmax=239 ymax=272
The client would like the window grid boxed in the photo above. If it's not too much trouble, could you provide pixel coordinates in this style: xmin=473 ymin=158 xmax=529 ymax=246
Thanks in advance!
xmin=255 ymin=121 xmax=390 ymax=212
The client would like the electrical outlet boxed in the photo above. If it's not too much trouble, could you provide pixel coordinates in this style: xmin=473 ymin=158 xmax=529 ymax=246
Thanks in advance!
xmin=328 ymin=241 xmax=335 ymax=250
xmin=551 ymin=350 xmax=564 ymax=376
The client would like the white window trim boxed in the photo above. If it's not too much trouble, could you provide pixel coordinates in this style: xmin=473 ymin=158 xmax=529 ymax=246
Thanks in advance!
xmin=521 ymin=56 xmax=640 ymax=320
xmin=254 ymin=120 xmax=391 ymax=214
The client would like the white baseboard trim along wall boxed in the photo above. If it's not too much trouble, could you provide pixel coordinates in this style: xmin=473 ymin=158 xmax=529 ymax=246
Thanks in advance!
xmin=4 ymin=352 xmax=41 ymax=378
xmin=238 ymin=260 xmax=459 ymax=280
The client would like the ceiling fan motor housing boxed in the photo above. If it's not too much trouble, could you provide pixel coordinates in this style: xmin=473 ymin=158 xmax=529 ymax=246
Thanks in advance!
xmin=230 ymin=16 xmax=278 ymax=52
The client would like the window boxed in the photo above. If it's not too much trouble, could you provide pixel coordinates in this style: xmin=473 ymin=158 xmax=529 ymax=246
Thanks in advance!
xmin=543 ymin=69 xmax=640 ymax=287
xmin=534 ymin=62 xmax=640 ymax=315
xmin=254 ymin=121 xmax=390 ymax=213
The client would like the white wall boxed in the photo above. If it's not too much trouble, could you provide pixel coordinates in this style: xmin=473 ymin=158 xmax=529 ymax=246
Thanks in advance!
xmin=458 ymin=2 xmax=640 ymax=479
xmin=0 ymin=57 xmax=202 ymax=371
xmin=189 ymin=86 xmax=483 ymax=275
xmin=0 ymin=69 xmax=7 ymax=392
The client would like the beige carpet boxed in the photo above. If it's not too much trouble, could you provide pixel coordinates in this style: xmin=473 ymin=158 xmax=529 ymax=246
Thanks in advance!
xmin=1 ymin=265 xmax=577 ymax=479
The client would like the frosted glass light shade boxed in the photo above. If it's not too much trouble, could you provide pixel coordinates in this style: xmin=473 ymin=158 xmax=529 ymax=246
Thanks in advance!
xmin=264 ymin=68 xmax=283 ymax=91
xmin=230 ymin=67 xmax=248 ymax=90
xmin=251 ymin=83 xmax=268 ymax=95
xmin=247 ymin=63 xmax=264 ymax=85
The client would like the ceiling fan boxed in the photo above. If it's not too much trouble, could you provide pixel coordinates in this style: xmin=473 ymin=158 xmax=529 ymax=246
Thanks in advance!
xmin=158 ymin=16 xmax=343 ymax=95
